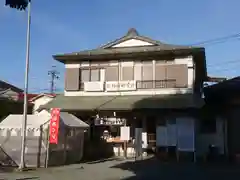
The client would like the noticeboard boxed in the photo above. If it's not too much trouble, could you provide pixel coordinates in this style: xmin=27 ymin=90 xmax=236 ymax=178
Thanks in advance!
xmin=120 ymin=126 xmax=130 ymax=141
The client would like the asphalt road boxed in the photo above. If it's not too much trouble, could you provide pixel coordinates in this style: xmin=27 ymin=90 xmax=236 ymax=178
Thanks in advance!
xmin=1 ymin=156 xmax=240 ymax=180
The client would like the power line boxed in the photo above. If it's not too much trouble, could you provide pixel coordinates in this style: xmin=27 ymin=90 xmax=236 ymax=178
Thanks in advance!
xmin=209 ymin=67 xmax=240 ymax=73
xmin=207 ymin=58 xmax=240 ymax=69
xmin=208 ymin=67 xmax=240 ymax=76
xmin=207 ymin=59 xmax=240 ymax=74
xmin=188 ymin=32 xmax=240 ymax=46
xmin=48 ymin=66 xmax=60 ymax=94
xmin=208 ymin=59 xmax=240 ymax=67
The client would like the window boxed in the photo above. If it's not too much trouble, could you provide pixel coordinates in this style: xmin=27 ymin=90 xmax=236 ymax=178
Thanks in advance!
xmin=122 ymin=66 xmax=134 ymax=81
xmin=166 ymin=64 xmax=188 ymax=88
xmin=105 ymin=66 xmax=119 ymax=81
xmin=155 ymin=64 xmax=167 ymax=88
xmin=80 ymin=68 xmax=101 ymax=82
xmin=155 ymin=64 xmax=166 ymax=81
xmin=134 ymin=61 xmax=142 ymax=88
xmin=81 ymin=69 xmax=90 ymax=82
xmin=142 ymin=61 xmax=153 ymax=89
xmin=142 ymin=61 xmax=153 ymax=80
xmin=200 ymin=119 xmax=216 ymax=134
xmin=134 ymin=62 xmax=142 ymax=80
xmin=79 ymin=68 xmax=101 ymax=89
xmin=65 ymin=68 xmax=80 ymax=91
xmin=90 ymin=69 xmax=100 ymax=81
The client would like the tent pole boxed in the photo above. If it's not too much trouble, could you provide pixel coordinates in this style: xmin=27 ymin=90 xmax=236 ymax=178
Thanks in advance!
xmin=45 ymin=125 xmax=50 ymax=168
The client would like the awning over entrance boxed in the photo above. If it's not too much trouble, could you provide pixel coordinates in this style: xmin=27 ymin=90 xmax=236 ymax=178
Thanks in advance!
xmin=39 ymin=94 xmax=204 ymax=112
xmin=97 ymin=94 xmax=204 ymax=111
xmin=38 ymin=95 xmax=115 ymax=111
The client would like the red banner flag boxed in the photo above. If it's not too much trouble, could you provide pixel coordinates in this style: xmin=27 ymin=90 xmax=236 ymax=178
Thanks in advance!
xmin=49 ymin=108 xmax=60 ymax=144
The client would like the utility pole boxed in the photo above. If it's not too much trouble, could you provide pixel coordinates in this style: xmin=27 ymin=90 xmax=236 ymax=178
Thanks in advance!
xmin=48 ymin=66 xmax=59 ymax=94
xmin=19 ymin=0 xmax=31 ymax=170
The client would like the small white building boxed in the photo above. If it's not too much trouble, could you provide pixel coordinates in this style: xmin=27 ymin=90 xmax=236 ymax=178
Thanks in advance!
xmin=0 ymin=112 xmax=89 ymax=167
xmin=29 ymin=93 xmax=56 ymax=114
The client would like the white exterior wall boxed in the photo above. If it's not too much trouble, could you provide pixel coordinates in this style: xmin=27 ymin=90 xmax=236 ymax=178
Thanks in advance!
xmin=64 ymin=38 xmax=195 ymax=96
xmin=112 ymin=39 xmax=153 ymax=47
xmin=32 ymin=96 xmax=53 ymax=114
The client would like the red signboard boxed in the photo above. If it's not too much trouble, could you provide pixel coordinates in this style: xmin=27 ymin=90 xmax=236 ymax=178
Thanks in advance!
xmin=49 ymin=108 xmax=60 ymax=144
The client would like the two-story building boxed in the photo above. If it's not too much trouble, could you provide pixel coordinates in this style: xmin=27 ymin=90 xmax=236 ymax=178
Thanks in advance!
xmin=42 ymin=28 xmax=207 ymax=160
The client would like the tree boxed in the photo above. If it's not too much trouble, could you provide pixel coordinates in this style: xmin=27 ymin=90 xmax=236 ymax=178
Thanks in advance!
xmin=5 ymin=0 xmax=29 ymax=11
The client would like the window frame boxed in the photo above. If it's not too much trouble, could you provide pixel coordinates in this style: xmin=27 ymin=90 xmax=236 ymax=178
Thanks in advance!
xmin=79 ymin=67 xmax=101 ymax=89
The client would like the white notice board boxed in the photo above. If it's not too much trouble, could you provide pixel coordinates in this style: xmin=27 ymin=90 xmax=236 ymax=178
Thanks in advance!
xmin=156 ymin=126 xmax=167 ymax=147
xmin=167 ymin=124 xmax=177 ymax=146
xmin=120 ymin=126 xmax=130 ymax=141
xmin=177 ymin=118 xmax=195 ymax=152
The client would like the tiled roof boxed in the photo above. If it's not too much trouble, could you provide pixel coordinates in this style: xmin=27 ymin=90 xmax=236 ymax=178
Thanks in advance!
xmin=0 ymin=80 xmax=23 ymax=93
xmin=17 ymin=93 xmax=39 ymax=102
xmin=53 ymin=28 xmax=204 ymax=63
xmin=28 ymin=93 xmax=56 ymax=102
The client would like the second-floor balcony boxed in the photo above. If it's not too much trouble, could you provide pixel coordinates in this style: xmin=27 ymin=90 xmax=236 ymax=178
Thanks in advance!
xmin=137 ymin=79 xmax=177 ymax=89
xmin=80 ymin=79 xmax=187 ymax=92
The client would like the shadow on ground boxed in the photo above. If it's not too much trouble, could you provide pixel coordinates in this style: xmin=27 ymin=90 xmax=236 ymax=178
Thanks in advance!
xmin=110 ymin=157 xmax=240 ymax=180
xmin=0 ymin=166 xmax=16 ymax=173
xmin=81 ymin=138 xmax=114 ymax=163
xmin=86 ymin=157 xmax=123 ymax=164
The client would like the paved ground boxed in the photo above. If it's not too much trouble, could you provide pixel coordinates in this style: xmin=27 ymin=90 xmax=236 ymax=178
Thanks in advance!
xmin=1 ymin=156 xmax=240 ymax=180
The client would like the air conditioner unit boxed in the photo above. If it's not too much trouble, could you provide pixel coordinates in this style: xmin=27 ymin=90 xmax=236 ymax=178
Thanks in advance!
xmin=84 ymin=82 xmax=104 ymax=92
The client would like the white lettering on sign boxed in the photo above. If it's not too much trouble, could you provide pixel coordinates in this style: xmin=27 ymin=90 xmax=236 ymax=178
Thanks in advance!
xmin=106 ymin=81 xmax=136 ymax=91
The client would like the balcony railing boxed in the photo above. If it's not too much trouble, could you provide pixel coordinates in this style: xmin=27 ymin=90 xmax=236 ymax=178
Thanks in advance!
xmin=79 ymin=79 xmax=182 ymax=91
xmin=136 ymin=79 xmax=177 ymax=89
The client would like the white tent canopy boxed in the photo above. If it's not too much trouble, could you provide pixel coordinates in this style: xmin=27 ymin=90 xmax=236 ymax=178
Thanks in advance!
xmin=0 ymin=114 xmax=50 ymax=130
xmin=0 ymin=112 xmax=89 ymax=137
xmin=0 ymin=112 xmax=89 ymax=167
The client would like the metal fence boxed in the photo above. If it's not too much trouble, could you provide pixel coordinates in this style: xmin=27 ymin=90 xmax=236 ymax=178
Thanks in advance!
xmin=0 ymin=127 xmax=85 ymax=167
xmin=0 ymin=128 xmax=47 ymax=167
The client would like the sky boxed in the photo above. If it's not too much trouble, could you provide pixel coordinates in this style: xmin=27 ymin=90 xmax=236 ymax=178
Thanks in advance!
xmin=1 ymin=0 xmax=240 ymax=93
